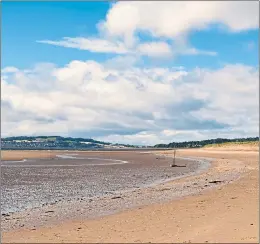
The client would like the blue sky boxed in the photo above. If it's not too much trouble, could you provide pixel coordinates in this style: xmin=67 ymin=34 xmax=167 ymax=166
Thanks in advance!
xmin=2 ymin=1 xmax=258 ymax=70
xmin=2 ymin=2 xmax=111 ymax=68
xmin=1 ymin=1 xmax=259 ymax=145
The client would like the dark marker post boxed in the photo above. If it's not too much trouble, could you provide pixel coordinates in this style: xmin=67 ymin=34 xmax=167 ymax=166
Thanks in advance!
xmin=171 ymin=149 xmax=176 ymax=167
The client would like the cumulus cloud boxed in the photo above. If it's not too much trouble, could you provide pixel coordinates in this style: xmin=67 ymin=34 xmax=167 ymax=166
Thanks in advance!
xmin=1 ymin=61 xmax=258 ymax=145
xmin=137 ymin=42 xmax=172 ymax=58
xmin=101 ymin=1 xmax=258 ymax=41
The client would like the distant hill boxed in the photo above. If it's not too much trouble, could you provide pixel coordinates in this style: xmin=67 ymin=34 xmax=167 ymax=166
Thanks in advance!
xmin=2 ymin=135 xmax=258 ymax=150
xmin=1 ymin=136 xmax=138 ymax=150
xmin=154 ymin=137 xmax=259 ymax=149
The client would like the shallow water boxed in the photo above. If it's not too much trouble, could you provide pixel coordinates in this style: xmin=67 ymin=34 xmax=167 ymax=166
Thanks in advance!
xmin=1 ymin=152 xmax=201 ymax=214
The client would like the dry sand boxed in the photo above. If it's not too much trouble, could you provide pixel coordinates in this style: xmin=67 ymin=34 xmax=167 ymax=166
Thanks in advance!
xmin=2 ymin=146 xmax=259 ymax=243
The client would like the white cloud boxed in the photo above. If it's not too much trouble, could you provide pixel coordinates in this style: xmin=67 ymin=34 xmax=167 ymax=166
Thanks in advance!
xmin=39 ymin=36 xmax=216 ymax=58
xmin=1 ymin=61 xmax=258 ymax=144
xmin=182 ymin=48 xmax=217 ymax=56
xmin=137 ymin=42 xmax=172 ymax=58
xmin=101 ymin=1 xmax=258 ymax=41
xmin=38 ymin=37 xmax=129 ymax=54
xmin=37 ymin=1 xmax=253 ymax=58
xmin=2 ymin=67 xmax=19 ymax=73
xmin=38 ymin=37 xmax=177 ymax=58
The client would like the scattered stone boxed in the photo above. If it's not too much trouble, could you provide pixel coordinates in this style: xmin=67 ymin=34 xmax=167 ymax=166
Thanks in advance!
xmin=209 ymin=180 xmax=223 ymax=184
xmin=111 ymin=196 xmax=122 ymax=199
xmin=2 ymin=213 xmax=10 ymax=217
xmin=171 ymin=164 xmax=186 ymax=167
xmin=231 ymin=197 xmax=237 ymax=199
xmin=160 ymin=188 xmax=171 ymax=191
xmin=251 ymin=223 xmax=254 ymax=225
xmin=45 ymin=210 xmax=54 ymax=213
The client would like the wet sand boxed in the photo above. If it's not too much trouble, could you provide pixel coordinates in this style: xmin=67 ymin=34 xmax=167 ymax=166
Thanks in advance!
xmin=2 ymin=147 xmax=258 ymax=243
xmin=1 ymin=151 xmax=206 ymax=231
xmin=1 ymin=150 xmax=60 ymax=161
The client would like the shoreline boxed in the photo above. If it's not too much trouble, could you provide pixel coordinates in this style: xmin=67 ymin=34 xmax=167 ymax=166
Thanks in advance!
xmin=2 ymin=148 xmax=258 ymax=243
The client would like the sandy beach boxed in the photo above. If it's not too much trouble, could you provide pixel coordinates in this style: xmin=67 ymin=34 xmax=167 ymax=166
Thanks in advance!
xmin=2 ymin=145 xmax=259 ymax=243
xmin=2 ymin=0 xmax=259 ymax=242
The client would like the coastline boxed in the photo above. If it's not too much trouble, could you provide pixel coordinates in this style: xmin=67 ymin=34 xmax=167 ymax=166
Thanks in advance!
xmin=2 ymin=147 xmax=258 ymax=243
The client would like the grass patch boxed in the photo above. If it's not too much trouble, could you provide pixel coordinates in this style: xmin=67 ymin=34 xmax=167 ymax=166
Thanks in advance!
xmin=203 ymin=141 xmax=259 ymax=148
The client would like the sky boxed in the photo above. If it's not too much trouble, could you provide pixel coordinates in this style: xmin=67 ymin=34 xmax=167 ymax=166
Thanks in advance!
xmin=1 ymin=1 xmax=259 ymax=145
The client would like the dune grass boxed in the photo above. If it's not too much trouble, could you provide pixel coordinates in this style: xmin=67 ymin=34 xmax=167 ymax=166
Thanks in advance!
xmin=203 ymin=141 xmax=259 ymax=148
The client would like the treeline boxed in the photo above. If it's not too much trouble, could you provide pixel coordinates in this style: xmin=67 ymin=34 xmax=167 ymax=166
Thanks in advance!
xmin=1 ymin=136 xmax=109 ymax=145
xmin=154 ymin=137 xmax=259 ymax=148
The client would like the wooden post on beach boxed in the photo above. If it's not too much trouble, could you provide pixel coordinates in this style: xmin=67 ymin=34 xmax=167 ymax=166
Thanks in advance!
xmin=171 ymin=149 xmax=176 ymax=167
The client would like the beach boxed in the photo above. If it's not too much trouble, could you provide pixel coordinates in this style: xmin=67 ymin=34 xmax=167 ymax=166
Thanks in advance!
xmin=1 ymin=151 xmax=202 ymax=224
xmin=2 ymin=1 xmax=258 ymax=243
xmin=2 ymin=145 xmax=259 ymax=243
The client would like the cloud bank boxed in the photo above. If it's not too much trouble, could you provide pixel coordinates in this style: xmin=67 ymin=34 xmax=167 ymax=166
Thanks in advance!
xmin=2 ymin=62 xmax=258 ymax=145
